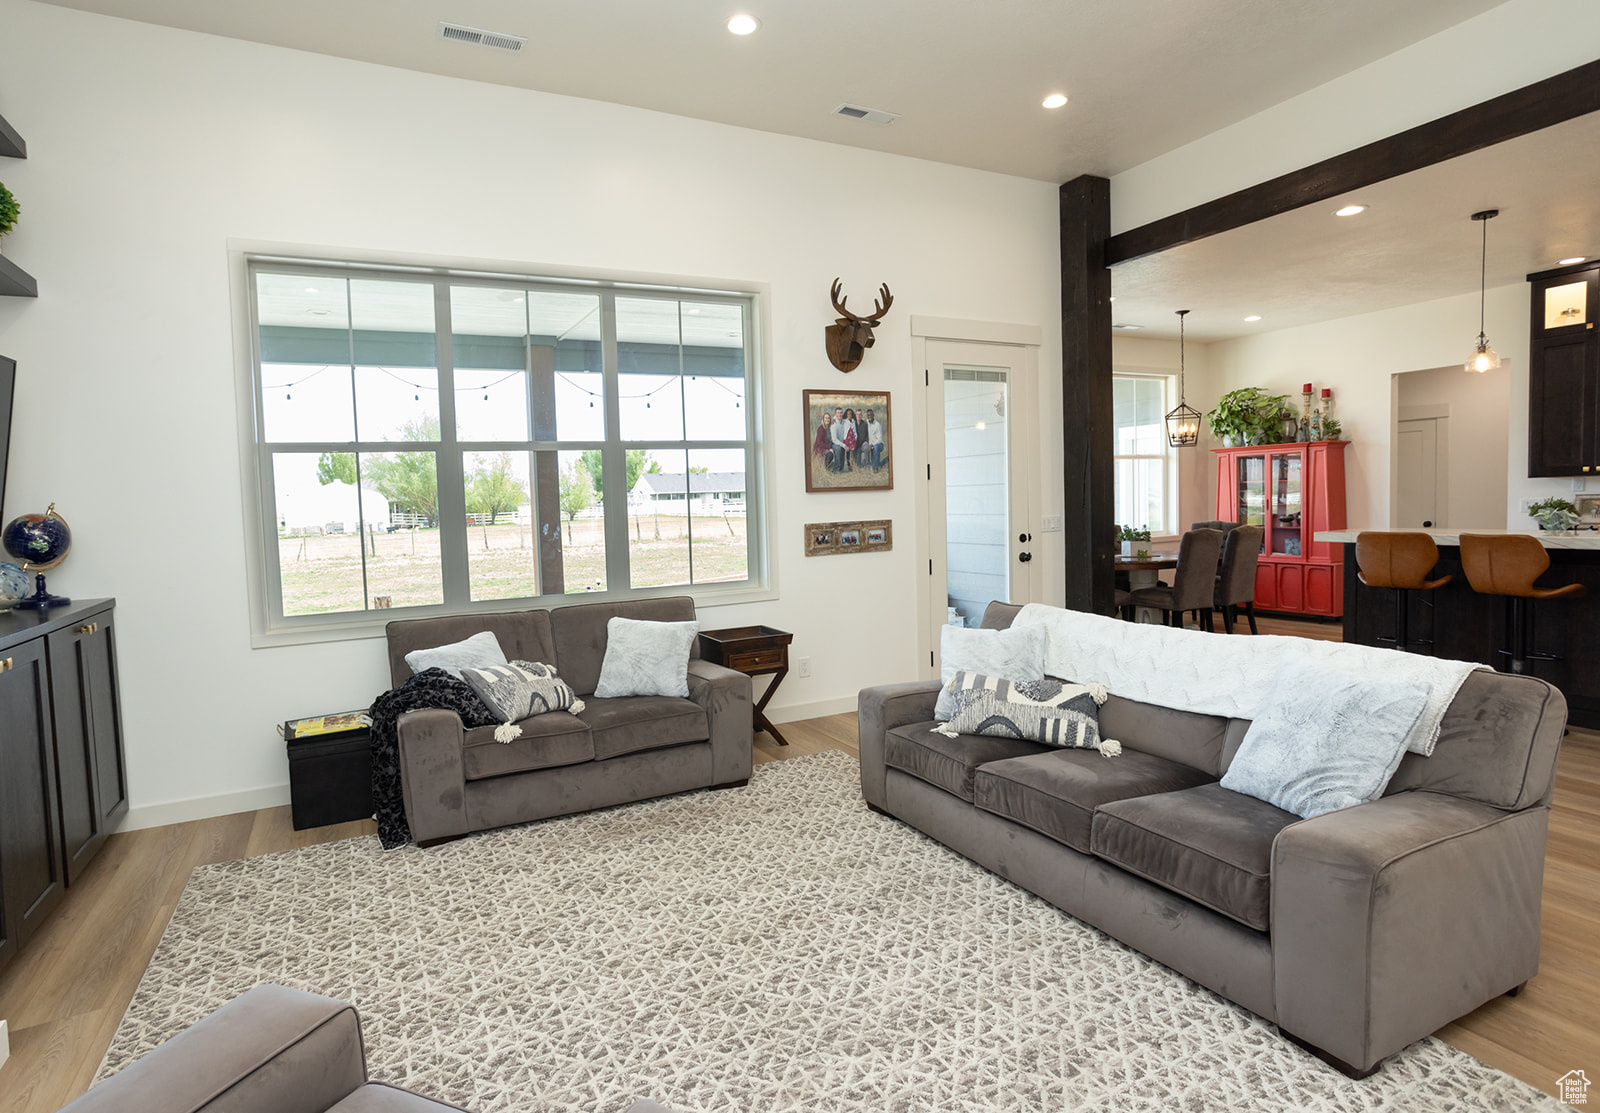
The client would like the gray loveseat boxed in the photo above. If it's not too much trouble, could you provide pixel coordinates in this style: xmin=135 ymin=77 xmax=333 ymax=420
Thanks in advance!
xmin=58 ymin=984 xmax=675 ymax=1113
xmin=386 ymin=596 xmax=752 ymax=845
xmin=858 ymin=602 xmax=1566 ymax=1076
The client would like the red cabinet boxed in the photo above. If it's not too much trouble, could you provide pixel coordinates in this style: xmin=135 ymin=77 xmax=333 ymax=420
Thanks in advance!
xmin=1214 ymin=441 xmax=1348 ymax=618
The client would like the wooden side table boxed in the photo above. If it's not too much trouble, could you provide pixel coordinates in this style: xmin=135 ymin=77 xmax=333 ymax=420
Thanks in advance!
xmin=697 ymin=625 xmax=794 ymax=746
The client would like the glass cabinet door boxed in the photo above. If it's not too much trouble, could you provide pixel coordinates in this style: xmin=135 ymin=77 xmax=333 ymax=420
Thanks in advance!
xmin=1237 ymin=455 xmax=1266 ymax=527
xmin=1269 ymin=451 xmax=1303 ymax=556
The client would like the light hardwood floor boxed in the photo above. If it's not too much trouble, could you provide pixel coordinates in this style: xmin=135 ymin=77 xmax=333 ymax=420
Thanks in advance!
xmin=1 ymin=622 xmax=1592 ymax=1109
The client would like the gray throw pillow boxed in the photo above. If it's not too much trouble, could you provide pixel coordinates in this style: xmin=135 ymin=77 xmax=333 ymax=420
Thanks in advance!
xmin=403 ymin=630 xmax=507 ymax=680
xmin=935 ymin=623 xmax=1047 ymax=720
xmin=459 ymin=660 xmax=586 ymax=743
xmin=1219 ymin=660 xmax=1429 ymax=819
xmin=594 ymin=617 xmax=700 ymax=699
xmin=935 ymin=671 xmax=1112 ymax=752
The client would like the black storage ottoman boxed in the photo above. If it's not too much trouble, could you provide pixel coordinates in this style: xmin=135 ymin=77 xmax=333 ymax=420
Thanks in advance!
xmin=286 ymin=723 xmax=373 ymax=831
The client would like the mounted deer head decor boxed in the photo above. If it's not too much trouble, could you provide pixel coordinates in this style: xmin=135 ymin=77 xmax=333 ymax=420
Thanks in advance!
xmin=825 ymin=278 xmax=893 ymax=372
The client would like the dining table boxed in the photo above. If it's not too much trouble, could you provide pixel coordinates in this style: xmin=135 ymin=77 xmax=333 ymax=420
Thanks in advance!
xmin=1113 ymin=551 xmax=1178 ymax=621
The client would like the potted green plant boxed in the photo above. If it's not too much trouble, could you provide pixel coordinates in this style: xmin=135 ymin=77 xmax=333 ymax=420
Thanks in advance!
xmin=1528 ymin=496 xmax=1579 ymax=531
xmin=0 ymin=181 xmax=18 ymax=246
xmin=1206 ymin=387 xmax=1292 ymax=446
xmin=1117 ymin=524 xmax=1150 ymax=557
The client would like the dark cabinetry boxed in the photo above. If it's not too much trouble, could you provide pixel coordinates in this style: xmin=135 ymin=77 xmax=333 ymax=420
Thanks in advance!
xmin=1527 ymin=262 xmax=1599 ymax=477
xmin=0 ymin=600 xmax=127 ymax=976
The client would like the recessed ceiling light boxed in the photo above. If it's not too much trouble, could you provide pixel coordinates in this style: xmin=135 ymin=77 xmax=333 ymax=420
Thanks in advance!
xmin=1042 ymin=93 xmax=1068 ymax=109
xmin=1335 ymin=205 xmax=1366 ymax=217
xmin=1560 ymin=256 xmax=1587 ymax=265
xmin=1243 ymin=315 xmax=1262 ymax=322
xmin=727 ymin=13 xmax=760 ymax=34
xmin=1112 ymin=323 xmax=1143 ymax=331
xmin=304 ymin=286 xmax=319 ymax=294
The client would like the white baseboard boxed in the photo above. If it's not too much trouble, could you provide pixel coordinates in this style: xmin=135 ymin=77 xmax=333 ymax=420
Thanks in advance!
xmin=767 ymin=695 xmax=859 ymax=724
xmin=1 ymin=1018 xmax=10 ymax=1069
xmin=118 ymin=784 xmax=292 ymax=832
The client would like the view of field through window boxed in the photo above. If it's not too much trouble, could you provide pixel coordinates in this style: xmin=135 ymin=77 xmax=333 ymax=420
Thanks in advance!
xmin=255 ymin=270 xmax=752 ymax=620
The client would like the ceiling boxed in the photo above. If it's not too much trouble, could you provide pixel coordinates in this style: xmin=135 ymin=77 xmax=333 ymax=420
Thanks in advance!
xmin=39 ymin=0 xmax=1591 ymax=341
xmin=38 ymin=0 xmax=1504 ymax=183
xmin=1110 ymin=110 xmax=1600 ymax=341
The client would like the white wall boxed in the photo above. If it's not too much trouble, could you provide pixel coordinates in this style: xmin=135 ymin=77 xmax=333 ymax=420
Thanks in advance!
xmin=0 ymin=0 xmax=1060 ymax=825
xmin=1395 ymin=363 xmax=1511 ymax=529
xmin=1203 ymin=282 xmax=1568 ymax=531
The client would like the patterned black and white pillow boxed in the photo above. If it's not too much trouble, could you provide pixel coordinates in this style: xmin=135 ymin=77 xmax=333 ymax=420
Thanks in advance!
xmin=459 ymin=660 xmax=585 ymax=742
xmin=933 ymin=671 xmax=1119 ymax=755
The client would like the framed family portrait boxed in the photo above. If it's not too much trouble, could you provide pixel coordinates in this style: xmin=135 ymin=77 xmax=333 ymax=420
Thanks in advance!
xmin=803 ymin=389 xmax=892 ymax=492
xmin=1578 ymin=493 xmax=1600 ymax=525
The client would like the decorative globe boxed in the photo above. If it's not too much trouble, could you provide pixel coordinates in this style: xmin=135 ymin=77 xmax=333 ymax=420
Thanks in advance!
xmin=0 ymin=561 xmax=27 ymax=609
xmin=3 ymin=507 xmax=72 ymax=571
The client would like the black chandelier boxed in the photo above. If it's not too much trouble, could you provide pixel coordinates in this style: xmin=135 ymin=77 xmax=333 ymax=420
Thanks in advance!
xmin=1165 ymin=309 xmax=1202 ymax=447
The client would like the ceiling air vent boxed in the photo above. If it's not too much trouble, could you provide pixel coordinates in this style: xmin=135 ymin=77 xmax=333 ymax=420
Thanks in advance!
xmin=833 ymin=103 xmax=900 ymax=126
xmin=437 ymin=21 xmax=527 ymax=52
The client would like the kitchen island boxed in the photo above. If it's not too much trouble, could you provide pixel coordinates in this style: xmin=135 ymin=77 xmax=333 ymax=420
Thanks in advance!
xmin=1319 ymin=527 xmax=1600 ymax=727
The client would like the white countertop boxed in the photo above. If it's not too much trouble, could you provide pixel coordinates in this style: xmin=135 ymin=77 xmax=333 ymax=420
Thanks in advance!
xmin=1317 ymin=527 xmax=1600 ymax=550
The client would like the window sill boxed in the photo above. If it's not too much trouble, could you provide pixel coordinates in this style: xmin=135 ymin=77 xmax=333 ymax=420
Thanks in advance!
xmin=249 ymin=582 xmax=779 ymax=649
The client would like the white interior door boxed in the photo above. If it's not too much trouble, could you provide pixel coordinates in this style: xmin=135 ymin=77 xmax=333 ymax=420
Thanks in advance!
xmin=923 ymin=339 xmax=1038 ymax=670
xmin=1396 ymin=417 xmax=1443 ymax=527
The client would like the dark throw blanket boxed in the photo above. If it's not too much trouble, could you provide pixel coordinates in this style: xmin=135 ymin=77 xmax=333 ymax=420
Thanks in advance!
xmin=369 ymin=668 xmax=499 ymax=849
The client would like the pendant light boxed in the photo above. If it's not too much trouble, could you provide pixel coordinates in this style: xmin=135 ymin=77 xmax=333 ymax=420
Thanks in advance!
xmin=1465 ymin=209 xmax=1501 ymax=373
xmin=1165 ymin=309 xmax=1202 ymax=447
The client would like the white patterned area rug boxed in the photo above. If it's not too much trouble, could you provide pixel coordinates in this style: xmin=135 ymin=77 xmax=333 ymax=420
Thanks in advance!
xmin=101 ymin=751 xmax=1559 ymax=1112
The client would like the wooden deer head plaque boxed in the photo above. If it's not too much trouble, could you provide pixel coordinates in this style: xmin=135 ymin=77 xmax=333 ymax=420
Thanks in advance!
xmin=825 ymin=278 xmax=893 ymax=372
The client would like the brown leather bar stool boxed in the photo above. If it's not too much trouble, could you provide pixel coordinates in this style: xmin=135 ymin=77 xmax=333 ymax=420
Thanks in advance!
xmin=1460 ymin=533 xmax=1587 ymax=674
xmin=1355 ymin=531 xmax=1452 ymax=653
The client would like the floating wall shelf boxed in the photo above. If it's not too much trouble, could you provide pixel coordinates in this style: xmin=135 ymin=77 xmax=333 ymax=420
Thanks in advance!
xmin=0 ymin=111 xmax=35 ymax=295
xmin=0 ymin=114 xmax=23 ymax=160
xmin=0 ymin=255 xmax=37 ymax=297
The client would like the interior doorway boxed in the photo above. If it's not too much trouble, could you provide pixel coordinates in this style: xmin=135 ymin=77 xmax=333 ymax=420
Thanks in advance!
xmin=1392 ymin=365 xmax=1509 ymax=529
xmin=920 ymin=338 xmax=1041 ymax=673
xmin=1395 ymin=415 xmax=1444 ymax=527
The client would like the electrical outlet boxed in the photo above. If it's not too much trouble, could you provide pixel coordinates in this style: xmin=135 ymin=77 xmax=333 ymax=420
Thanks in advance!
xmin=796 ymin=656 xmax=812 ymax=678
xmin=1519 ymin=498 xmax=1534 ymax=515
xmin=1042 ymin=515 xmax=1063 ymax=532
xmin=1573 ymin=478 xmax=1589 ymax=493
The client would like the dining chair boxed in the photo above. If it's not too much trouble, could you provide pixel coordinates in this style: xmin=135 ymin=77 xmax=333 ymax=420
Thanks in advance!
xmin=1126 ymin=528 xmax=1225 ymax=630
xmin=1213 ymin=524 xmax=1264 ymax=634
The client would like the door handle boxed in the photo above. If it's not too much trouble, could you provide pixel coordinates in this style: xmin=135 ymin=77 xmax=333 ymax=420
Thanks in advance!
xmin=1018 ymin=552 xmax=1032 ymax=563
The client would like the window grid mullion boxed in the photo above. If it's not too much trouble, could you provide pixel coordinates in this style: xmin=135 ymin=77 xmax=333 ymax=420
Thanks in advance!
xmin=433 ymin=277 xmax=470 ymax=606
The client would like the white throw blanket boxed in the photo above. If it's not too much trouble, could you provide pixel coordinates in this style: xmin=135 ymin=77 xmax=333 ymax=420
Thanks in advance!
xmin=1012 ymin=604 xmax=1489 ymax=756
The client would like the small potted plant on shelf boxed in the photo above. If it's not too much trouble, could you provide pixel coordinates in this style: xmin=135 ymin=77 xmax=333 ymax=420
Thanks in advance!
xmin=1528 ymin=496 xmax=1579 ymax=532
xmin=1117 ymin=524 xmax=1150 ymax=557
xmin=0 ymin=181 xmax=18 ymax=248
xmin=1207 ymin=387 xmax=1294 ymax=446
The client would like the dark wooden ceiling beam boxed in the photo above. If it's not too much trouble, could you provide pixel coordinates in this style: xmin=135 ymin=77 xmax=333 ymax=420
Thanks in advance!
xmin=1104 ymin=57 xmax=1600 ymax=267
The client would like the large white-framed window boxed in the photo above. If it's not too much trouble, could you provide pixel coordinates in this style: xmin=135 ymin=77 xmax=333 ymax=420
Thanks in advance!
xmin=244 ymin=258 xmax=763 ymax=641
xmin=1112 ymin=372 xmax=1178 ymax=537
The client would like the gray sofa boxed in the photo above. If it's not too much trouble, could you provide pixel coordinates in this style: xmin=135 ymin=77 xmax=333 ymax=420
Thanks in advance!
xmin=58 ymin=984 xmax=673 ymax=1113
xmin=858 ymin=602 xmax=1566 ymax=1076
xmin=386 ymin=596 xmax=752 ymax=845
